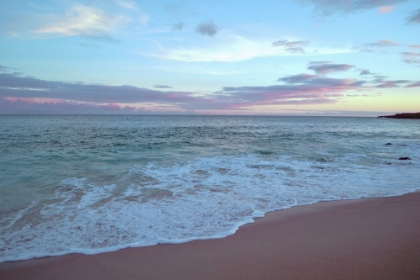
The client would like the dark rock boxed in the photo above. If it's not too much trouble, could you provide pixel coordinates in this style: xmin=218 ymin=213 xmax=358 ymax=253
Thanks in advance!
xmin=378 ymin=112 xmax=420 ymax=119
xmin=385 ymin=143 xmax=392 ymax=146
xmin=399 ymin=157 xmax=411 ymax=160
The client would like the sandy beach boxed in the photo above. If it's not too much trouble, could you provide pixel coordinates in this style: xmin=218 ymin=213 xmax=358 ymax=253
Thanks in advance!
xmin=1 ymin=192 xmax=419 ymax=280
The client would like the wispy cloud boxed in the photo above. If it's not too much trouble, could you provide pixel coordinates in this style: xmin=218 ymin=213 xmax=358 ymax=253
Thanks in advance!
xmin=272 ymin=40 xmax=309 ymax=47
xmin=0 ymin=97 xmax=143 ymax=114
xmin=154 ymin=85 xmax=173 ymax=89
xmin=365 ymin=39 xmax=400 ymax=47
xmin=405 ymin=81 xmax=420 ymax=88
xmin=371 ymin=75 xmax=388 ymax=83
xmin=361 ymin=40 xmax=420 ymax=60
xmin=195 ymin=21 xmax=218 ymax=37
xmin=192 ymin=70 xmax=409 ymax=109
xmin=172 ymin=22 xmax=185 ymax=31
xmin=376 ymin=80 xmax=411 ymax=88
xmin=4 ymin=3 xmax=148 ymax=41
xmin=0 ymin=64 xmax=9 ymax=72
xmin=218 ymin=78 xmax=358 ymax=107
xmin=1 ymin=62 xmax=417 ymax=113
xmin=152 ymin=33 xmax=351 ymax=62
xmin=34 ymin=5 xmax=128 ymax=40
xmin=360 ymin=69 xmax=372 ymax=75
xmin=407 ymin=8 xmax=420 ymax=24
xmin=308 ymin=61 xmax=355 ymax=74
xmin=115 ymin=0 xmax=138 ymax=11
xmin=0 ymin=69 xmax=351 ymax=111
xmin=271 ymin=40 xmax=309 ymax=54
xmin=164 ymin=2 xmax=197 ymax=18
xmin=0 ymin=72 xmax=200 ymax=105
xmin=401 ymin=51 xmax=420 ymax=64
xmin=302 ymin=0 xmax=408 ymax=16
xmin=360 ymin=48 xmax=375 ymax=53
xmin=277 ymin=74 xmax=317 ymax=84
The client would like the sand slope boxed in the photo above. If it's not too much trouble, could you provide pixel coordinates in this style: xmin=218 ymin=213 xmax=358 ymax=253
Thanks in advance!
xmin=1 ymin=192 xmax=420 ymax=280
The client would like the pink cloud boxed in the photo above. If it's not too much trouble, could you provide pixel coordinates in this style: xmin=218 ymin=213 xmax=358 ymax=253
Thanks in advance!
xmin=0 ymin=97 xmax=144 ymax=114
xmin=107 ymin=102 xmax=121 ymax=110
xmin=378 ymin=6 xmax=394 ymax=14
xmin=401 ymin=52 xmax=420 ymax=64
xmin=365 ymin=39 xmax=400 ymax=47
xmin=4 ymin=97 xmax=65 ymax=104
xmin=405 ymin=82 xmax=420 ymax=88
xmin=1 ymin=62 xmax=418 ymax=114
xmin=218 ymin=77 xmax=361 ymax=109
xmin=303 ymin=0 xmax=409 ymax=16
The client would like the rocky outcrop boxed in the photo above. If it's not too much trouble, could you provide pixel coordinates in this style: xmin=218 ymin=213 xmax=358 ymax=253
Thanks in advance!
xmin=378 ymin=113 xmax=420 ymax=119
xmin=399 ymin=157 xmax=411 ymax=160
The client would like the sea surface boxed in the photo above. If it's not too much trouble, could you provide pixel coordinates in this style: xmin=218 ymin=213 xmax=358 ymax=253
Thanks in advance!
xmin=0 ymin=115 xmax=419 ymax=262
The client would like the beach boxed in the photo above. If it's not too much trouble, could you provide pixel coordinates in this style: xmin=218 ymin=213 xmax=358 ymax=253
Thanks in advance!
xmin=1 ymin=191 xmax=419 ymax=280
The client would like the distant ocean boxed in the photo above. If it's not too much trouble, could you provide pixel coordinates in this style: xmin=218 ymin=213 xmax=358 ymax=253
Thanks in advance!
xmin=1 ymin=115 xmax=419 ymax=262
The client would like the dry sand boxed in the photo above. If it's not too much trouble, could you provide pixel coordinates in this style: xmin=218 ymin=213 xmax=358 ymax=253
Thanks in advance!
xmin=1 ymin=192 xmax=420 ymax=280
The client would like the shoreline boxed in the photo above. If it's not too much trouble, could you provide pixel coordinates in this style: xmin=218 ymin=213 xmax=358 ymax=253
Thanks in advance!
xmin=1 ymin=192 xmax=420 ymax=279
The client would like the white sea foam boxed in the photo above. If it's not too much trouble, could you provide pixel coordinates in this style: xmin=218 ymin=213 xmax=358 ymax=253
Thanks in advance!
xmin=1 ymin=152 xmax=419 ymax=262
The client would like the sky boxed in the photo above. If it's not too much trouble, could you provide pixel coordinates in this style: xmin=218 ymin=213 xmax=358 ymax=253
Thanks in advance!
xmin=0 ymin=0 xmax=419 ymax=116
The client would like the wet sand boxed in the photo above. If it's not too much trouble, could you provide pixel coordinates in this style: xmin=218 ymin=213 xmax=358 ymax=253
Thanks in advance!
xmin=1 ymin=192 xmax=420 ymax=280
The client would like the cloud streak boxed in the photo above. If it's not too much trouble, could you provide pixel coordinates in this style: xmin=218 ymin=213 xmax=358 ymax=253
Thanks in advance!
xmin=401 ymin=52 xmax=420 ymax=64
xmin=0 ymin=97 xmax=145 ymax=114
xmin=0 ymin=64 xmax=9 ymax=72
xmin=33 ymin=5 xmax=129 ymax=41
xmin=4 ymin=3 xmax=148 ymax=41
xmin=302 ymin=0 xmax=408 ymax=15
xmin=0 ymin=72 xmax=200 ymax=104
xmin=154 ymin=85 xmax=173 ymax=89
xmin=152 ymin=34 xmax=351 ymax=62
xmin=307 ymin=61 xmax=355 ymax=74
xmin=272 ymin=40 xmax=309 ymax=54
xmin=376 ymin=80 xmax=411 ymax=88
xmin=407 ymin=8 xmax=420 ymax=24
xmin=277 ymin=74 xmax=318 ymax=84
xmin=365 ymin=39 xmax=400 ymax=47
xmin=405 ymin=82 xmax=420 ymax=88
xmin=218 ymin=79 xmax=356 ymax=108
xmin=115 ymin=0 xmax=138 ymax=11
xmin=1 ymin=62 xmax=417 ymax=113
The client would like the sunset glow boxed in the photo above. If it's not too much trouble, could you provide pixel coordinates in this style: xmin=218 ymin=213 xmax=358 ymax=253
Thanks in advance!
xmin=1 ymin=0 xmax=419 ymax=115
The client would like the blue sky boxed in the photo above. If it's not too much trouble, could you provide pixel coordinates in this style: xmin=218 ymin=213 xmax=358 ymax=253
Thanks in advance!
xmin=0 ymin=0 xmax=419 ymax=115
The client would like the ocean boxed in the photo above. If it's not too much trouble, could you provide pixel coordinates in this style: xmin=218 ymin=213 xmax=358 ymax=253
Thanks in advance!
xmin=0 ymin=115 xmax=419 ymax=262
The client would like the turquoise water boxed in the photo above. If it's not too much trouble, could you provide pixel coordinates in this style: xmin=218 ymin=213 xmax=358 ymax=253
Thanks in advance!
xmin=0 ymin=115 xmax=419 ymax=261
